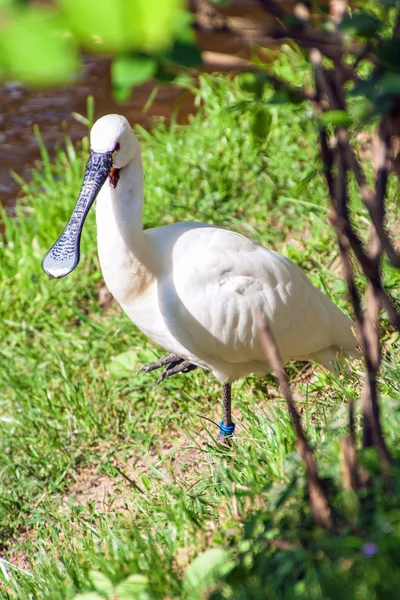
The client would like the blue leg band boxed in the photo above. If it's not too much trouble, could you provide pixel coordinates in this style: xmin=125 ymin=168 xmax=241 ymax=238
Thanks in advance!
xmin=219 ymin=421 xmax=235 ymax=436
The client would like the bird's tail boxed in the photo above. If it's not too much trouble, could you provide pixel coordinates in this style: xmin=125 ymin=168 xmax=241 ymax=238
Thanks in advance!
xmin=311 ymin=343 xmax=361 ymax=372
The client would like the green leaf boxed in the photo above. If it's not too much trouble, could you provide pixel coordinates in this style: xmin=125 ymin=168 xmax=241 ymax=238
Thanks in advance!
xmin=108 ymin=350 xmax=139 ymax=377
xmin=183 ymin=548 xmax=230 ymax=598
xmin=174 ymin=9 xmax=197 ymax=44
xmin=59 ymin=0 xmax=128 ymax=52
xmin=339 ymin=13 xmax=382 ymax=38
xmin=378 ymin=73 xmax=400 ymax=95
xmin=125 ymin=0 xmax=183 ymax=51
xmin=251 ymin=107 xmax=272 ymax=143
xmin=378 ymin=0 xmax=399 ymax=6
xmin=154 ymin=60 xmax=177 ymax=83
xmin=1 ymin=6 xmax=78 ymax=85
xmin=377 ymin=39 xmax=400 ymax=69
xmin=284 ymin=15 xmax=307 ymax=26
xmin=60 ymin=0 xmax=183 ymax=53
xmin=89 ymin=570 xmax=114 ymax=597
xmin=319 ymin=110 xmax=352 ymax=128
xmin=108 ymin=349 xmax=155 ymax=377
xmin=112 ymin=55 xmax=156 ymax=102
xmin=267 ymin=88 xmax=304 ymax=105
xmin=236 ymin=73 xmax=264 ymax=97
xmin=267 ymin=89 xmax=292 ymax=105
xmin=115 ymin=574 xmax=151 ymax=599
xmin=167 ymin=41 xmax=202 ymax=67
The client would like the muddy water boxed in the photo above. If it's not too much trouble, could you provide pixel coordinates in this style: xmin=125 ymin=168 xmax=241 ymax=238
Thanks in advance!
xmin=0 ymin=56 xmax=196 ymax=211
xmin=0 ymin=0 xmax=273 ymax=211
xmin=0 ymin=0 xmax=277 ymax=211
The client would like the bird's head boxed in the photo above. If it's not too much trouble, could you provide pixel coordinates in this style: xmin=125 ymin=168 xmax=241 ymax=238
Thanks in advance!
xmin=42 ymin=113 xmax=138 ymax=279
xmin=90 ymin=113 xmax=141 ymax=170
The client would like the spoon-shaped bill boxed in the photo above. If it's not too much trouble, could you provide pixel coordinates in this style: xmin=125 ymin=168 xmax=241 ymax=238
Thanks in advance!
xmin=42 ymin=151 xmax=113 ymax=279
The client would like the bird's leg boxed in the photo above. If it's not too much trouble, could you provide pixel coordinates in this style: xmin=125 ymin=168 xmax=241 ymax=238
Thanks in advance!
xmin=137 ymin=353 xmax=182 ymax=374
xmin=218 ymin=383 xmax=235 ymax=441
xmin=157 ymin=361 xmax=197 ymax=384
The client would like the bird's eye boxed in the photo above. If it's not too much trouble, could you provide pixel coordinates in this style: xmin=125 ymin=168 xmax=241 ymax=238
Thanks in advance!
xmin=113 ymin=142 xmax=120 ymax=153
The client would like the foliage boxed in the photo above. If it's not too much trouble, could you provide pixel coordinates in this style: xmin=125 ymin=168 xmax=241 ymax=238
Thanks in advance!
xmin=3 ymin=0 xmax=400 ymax=596
xmin=1 ymin=74 xmax=400 ymax=599
xmin=0 ymin=0 xmax=199 ymax=97
xmin=2 ymin=0 xmax=400 ymax=120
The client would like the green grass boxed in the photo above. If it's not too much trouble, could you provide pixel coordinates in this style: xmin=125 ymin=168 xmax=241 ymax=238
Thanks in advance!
xmin=1 ymin=72 xmax=400 ymax=599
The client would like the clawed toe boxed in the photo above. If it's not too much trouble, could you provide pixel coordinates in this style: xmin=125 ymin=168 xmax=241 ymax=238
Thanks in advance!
xmin=137 ymin=353 xmax=181 ymax=375
xmin=157 ymin=361 xmax=197 ymax=383
xmin=138 ymin=353 xmax=198 ymax=382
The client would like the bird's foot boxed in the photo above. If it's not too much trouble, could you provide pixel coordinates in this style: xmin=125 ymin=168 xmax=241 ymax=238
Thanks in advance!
xmin=137 ymin=353 xmax=180 ymax=374
xmin=137 ymin=353 xmax=198 ymax=382
xmin=157 ymin=361 xmax=197 ymax=384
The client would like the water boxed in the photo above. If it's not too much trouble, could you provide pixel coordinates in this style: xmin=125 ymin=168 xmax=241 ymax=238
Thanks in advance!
xmin=0 ymin=0 xmax=271 ymax=212
xmin=0 ymin=56 xmax=195 ymax=211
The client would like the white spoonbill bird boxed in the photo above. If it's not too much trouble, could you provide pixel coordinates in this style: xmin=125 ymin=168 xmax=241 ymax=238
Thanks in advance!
xmin=42 ymin=114 xmax=358 ymax=439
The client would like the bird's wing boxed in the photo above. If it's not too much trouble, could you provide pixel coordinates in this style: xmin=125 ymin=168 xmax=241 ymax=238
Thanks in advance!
xmin=153 ymin=225 xmax=356 ymax=365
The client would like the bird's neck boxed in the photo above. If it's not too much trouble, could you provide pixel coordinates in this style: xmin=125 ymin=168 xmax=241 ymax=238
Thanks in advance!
xmin=95 ymin=156 xmax=155 ymax=303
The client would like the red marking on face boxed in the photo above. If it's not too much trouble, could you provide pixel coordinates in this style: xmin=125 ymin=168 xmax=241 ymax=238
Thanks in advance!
xmin=109 ymin=167 xmax=120 ymax=188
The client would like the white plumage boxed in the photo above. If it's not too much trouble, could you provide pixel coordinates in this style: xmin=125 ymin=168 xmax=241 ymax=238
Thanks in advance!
xmin=43 ymin=114 xmax=358 ymax=437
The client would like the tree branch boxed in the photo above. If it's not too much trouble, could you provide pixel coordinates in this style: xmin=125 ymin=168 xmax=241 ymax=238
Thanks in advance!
xmin=259 ymin=319 xmax=333 ymax=529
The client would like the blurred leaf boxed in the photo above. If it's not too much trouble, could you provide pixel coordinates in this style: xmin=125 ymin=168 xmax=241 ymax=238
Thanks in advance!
xmin=89 ymin=570 xmax=114 ymax=597
xmin=108 ymin=350 xmax=139 ymax=377
xmin=349 ymin=73 xmax=380 ymax=99
xmin=378 ymin=72 xmax=400 ymax=94
xmin=59 ymin=0 xmax=129 ymax=52
xmin=377 ymin=39 xmax=400 ymax=69
xmin=339 ymin=12 xmax=382 ymax=38
xmin=237 ymin=72 xmax=264 ymax=97
xmin=174 ymin=9 xmax=196 ymax=44
xmin=126 ymin=0 xmax=184 ymax=51
xmin=267 ymin=88 xmax=304 ymax=105
xmin=378 ymin=0 xmax=400 ymax=6
xmin=319 ymin=110 xmax=352 ymax=128
xmin=108 ymin=348 xmax=155 ymax=377
xmin=358 ymin=448 xmax=382 ymax=476
xmin=167 ymin=41 xmax=202 ymax=67
xmin=284 ymin=15 xmax=307 ymax=26
xmin=112 ymin=54 xmax=156 ymax=102
xmin=251 ymin=107 xmax=272 ymax=143
xmin=60 ymin=0 xmax=183 ymax=53
xmin=115 ymin=574 xmax=151 ymax=599
xmin=1 ymin=6 xmax=78 ymax=85
xmin=183 ymin=548 xmax=231 ymax=598
xmin=154 ymin=60 xmax=177 ymax=82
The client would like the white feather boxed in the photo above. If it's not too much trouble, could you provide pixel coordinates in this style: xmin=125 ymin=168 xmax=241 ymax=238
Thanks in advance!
xmin=92 ymin=115 xmax=358 ymax=384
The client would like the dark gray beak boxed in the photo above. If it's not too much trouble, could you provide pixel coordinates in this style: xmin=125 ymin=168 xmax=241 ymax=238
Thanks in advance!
xmin=42 ymin=150 xmax=113 ymax=279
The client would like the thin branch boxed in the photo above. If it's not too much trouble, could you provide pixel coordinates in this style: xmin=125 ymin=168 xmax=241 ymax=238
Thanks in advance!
xmin=257 ymin=0 xmax=287 ymax=20
xmin=312 ymin=49 xmax=393 ymax=467
xmin=341 ymin=399 xmax=359 ymax=493
xmin=313 ymin=54 xmax=400 ymax=333
xmin=259 ymin=320 xmax=333 ymax=529
xmin=343 ymin=139 xmax=400 ymax=269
